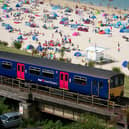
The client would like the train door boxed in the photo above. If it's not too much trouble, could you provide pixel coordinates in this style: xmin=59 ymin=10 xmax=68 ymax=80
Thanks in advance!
xmin=59 ymin=72 xmax=69 ymax=90
xmin=92 ymin=80 xmax=99 ymax=96
xmin=17 ymin=63 xmax=25 ymax=80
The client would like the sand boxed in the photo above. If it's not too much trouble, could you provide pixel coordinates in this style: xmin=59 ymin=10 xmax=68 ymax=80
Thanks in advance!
xmin=0 ymin=0 xmax=129 ymax=75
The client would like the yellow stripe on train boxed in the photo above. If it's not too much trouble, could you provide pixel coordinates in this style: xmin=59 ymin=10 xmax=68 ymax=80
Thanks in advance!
xmin=110 ymin=86 xmax=124 ymax=97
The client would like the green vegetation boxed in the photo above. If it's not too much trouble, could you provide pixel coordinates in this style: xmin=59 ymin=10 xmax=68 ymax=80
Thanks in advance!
xmin=19 ymin=114 xmax=116 ymax=129
xmin=112 ymin=67 xmax=121 ymax=73
xmin=124 ymin=75 xmax=129 ymax=97
xmin=88 ymin=61 xmax=95 ymax=67
xmin=13 ymin=40 xmax=22 ymax=49
xmin=60 ymin=47 xmax=65 ymax=59
xmin=0 ymin=40 xmax=8 ymax=46
xmin=0 ymin=98 xmax=10 ymax=114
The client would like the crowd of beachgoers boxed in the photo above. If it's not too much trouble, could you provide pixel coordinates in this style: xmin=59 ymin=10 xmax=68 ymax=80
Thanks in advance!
xmin=0 ymin=0 xmax=129 ymax=75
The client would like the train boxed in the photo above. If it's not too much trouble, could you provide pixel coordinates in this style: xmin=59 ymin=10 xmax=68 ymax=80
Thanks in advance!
xmin=0 ymin=51 xmax=124 ymax=100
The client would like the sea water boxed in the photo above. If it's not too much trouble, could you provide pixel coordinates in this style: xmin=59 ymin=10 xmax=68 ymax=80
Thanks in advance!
xmin=69 ymin=0 xmax=129 ymax=10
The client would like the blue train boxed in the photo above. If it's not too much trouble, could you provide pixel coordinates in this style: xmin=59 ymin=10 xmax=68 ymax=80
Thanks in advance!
xmin=0 ymin=51 xmax=124 ymax=100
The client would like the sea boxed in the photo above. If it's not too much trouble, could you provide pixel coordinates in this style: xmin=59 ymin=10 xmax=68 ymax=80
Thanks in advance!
xmin=69 ymin=0 xmax=129 ymax=10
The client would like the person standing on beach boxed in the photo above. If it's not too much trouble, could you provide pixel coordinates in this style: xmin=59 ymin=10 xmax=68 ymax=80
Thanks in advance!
xmin=117 ymin=42 xmax=120 ymax=52
xmin=88 ymin=37 xmax=91 ymax=43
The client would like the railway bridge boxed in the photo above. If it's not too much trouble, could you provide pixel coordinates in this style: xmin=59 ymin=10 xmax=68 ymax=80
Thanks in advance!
xmin=0 ymin=75 xmax=128 ymax=128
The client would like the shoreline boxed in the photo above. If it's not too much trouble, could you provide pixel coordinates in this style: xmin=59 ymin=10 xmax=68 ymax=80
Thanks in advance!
xmin=44 ymin=0 xmax=129 ymax=14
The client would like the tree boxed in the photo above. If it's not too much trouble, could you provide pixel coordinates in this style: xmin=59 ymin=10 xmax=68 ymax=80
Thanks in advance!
xmin=112 ymin=67 xmax=121 ymax=73
xmin=13 ymin=40 xmax=22 ymax=49
xmin=127 ymin=61 xmax=129 ymax=70
xmin=88 ymin=61 xmax=95 ymax=67
xmin=0 ymin=98 xmax=10 ymax=115
xmin=60 ymin=47 xmax=65 ymax=59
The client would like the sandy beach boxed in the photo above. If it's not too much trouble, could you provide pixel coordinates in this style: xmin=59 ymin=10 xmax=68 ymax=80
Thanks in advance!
xmin=0 ymin=0 xmax=129 ymax=75
xmin=45 ymin=0 xmax=129 ymax=14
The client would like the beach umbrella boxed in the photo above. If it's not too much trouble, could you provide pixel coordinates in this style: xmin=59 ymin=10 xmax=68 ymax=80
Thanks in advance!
xmin=26 ymin=44 xmax=34 ymax=50
xmin=74 ymin=51 xmax=82 ymax=57
xmin=16 ymin=3 xmax=20 ymax=7
xmin=122 ymin=60 xmax=128 ymax=68
xmin=91 ymin=15 xmax=96 ymax=19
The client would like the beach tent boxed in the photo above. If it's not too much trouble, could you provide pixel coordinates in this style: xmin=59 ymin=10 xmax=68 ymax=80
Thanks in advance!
xmin=72 ymin=32 xmax=80 ymax=36
xmin=70 ymin=24 xmax=80 ymax=29
xmin=16 ymin=3 xmax=21 ymax=7
xmin=5 ymin=24 xmax=12 ymax=30
xmin=17 ymin=35 xmax=23 ymax=40
xmin=32 ymin=35 xmax=38 ymax=41
xmin=26 ymin=44 xmax=34 ymax=50
xmin=120 ymin=27 xmax=129 ymax=33
xmin=91 ymin=15 xmax=96 ymax=19
xmin=102 ymin=13 xmax=108 ymax=17
xmin=113 ymin=15 xmax=118 ymax=19
xmin=65 ymin=7 xmax=72 ymax=13
xmin=122 ymin=60 xmax=128 ymax=68
xmin=52 ymin=5 xmax=60 ymax=10
xmin=99 ymin=30 xmax=105 ymax=34
xmin=104 ymin=28 xmax=111 ymax=34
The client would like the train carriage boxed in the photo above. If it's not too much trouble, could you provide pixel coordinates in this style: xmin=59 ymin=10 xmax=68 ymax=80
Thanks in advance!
xmin=0 ymin=51 xmax=124 ymax=100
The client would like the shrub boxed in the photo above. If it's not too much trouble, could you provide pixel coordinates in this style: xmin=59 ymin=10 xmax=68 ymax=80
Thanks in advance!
xmin=0 ymin=40 xmax=8 ymax=46
xmin=13 ymin=40 xmax=22 ymax=49
xmin=88 ymin=61 xmax=95 ymax=67
xmin=112 ymin=67 xmax=121 ymax=73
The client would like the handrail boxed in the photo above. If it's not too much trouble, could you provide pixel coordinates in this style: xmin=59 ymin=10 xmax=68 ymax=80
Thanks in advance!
xmin=0 ymin=75 xmax=127 ymax=113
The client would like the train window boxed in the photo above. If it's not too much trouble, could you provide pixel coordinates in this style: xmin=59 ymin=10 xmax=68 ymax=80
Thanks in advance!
xmin=29 ymin=67 xmax=40 ymax=76
xmin=22 ymin=66 xmax=24 ymax=72
xmin=18 ymin=65 xmax=20 ymax=71
xmin=74 ymin=76 xmax=87 ymax=85
xmin=93 ymin=80 xmax=97 ymax=86
xmin=115 ymin=77 xmax=119 ymax=86
xmin=99 ymin=81 xmax=103 ymax=88
xmin=119 ymin=76 xmax=124 ymax=85
xmin=42 ymin=69 xmax=54 ymax=79
xmin=65 ymin=74 xmax=68 ymax=81
xmin=61 ymin=74 xmax=63 ymax=80
xmin=2 ymin=61 xmax=12 ymax=69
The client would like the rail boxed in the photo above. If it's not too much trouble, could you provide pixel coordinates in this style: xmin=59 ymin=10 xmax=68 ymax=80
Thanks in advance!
xmin=0 ymin=75 xmax=127 ymax=114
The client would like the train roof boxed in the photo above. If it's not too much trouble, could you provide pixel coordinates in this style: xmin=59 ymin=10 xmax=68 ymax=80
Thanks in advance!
xmin=0 ymin=51 xmax=122 ymax=79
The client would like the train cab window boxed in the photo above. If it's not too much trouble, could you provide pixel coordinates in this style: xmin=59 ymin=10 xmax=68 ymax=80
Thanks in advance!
xmin=74 ymin=76 xmax=87 ymax=85
xmin=29 ymin=67 xmax=40 ymax=76
xmin=42 ymin=69 xmax=54 ymax=79
xmin=115 ymin=77 xmax=119 ymax=86
xmin=99 ymin=81 xmax=103 ymax=88
xmin=2 ymin=61 xmax=12 ymax=69
xmin=119 ymin=76 xmax=124 ymax=85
